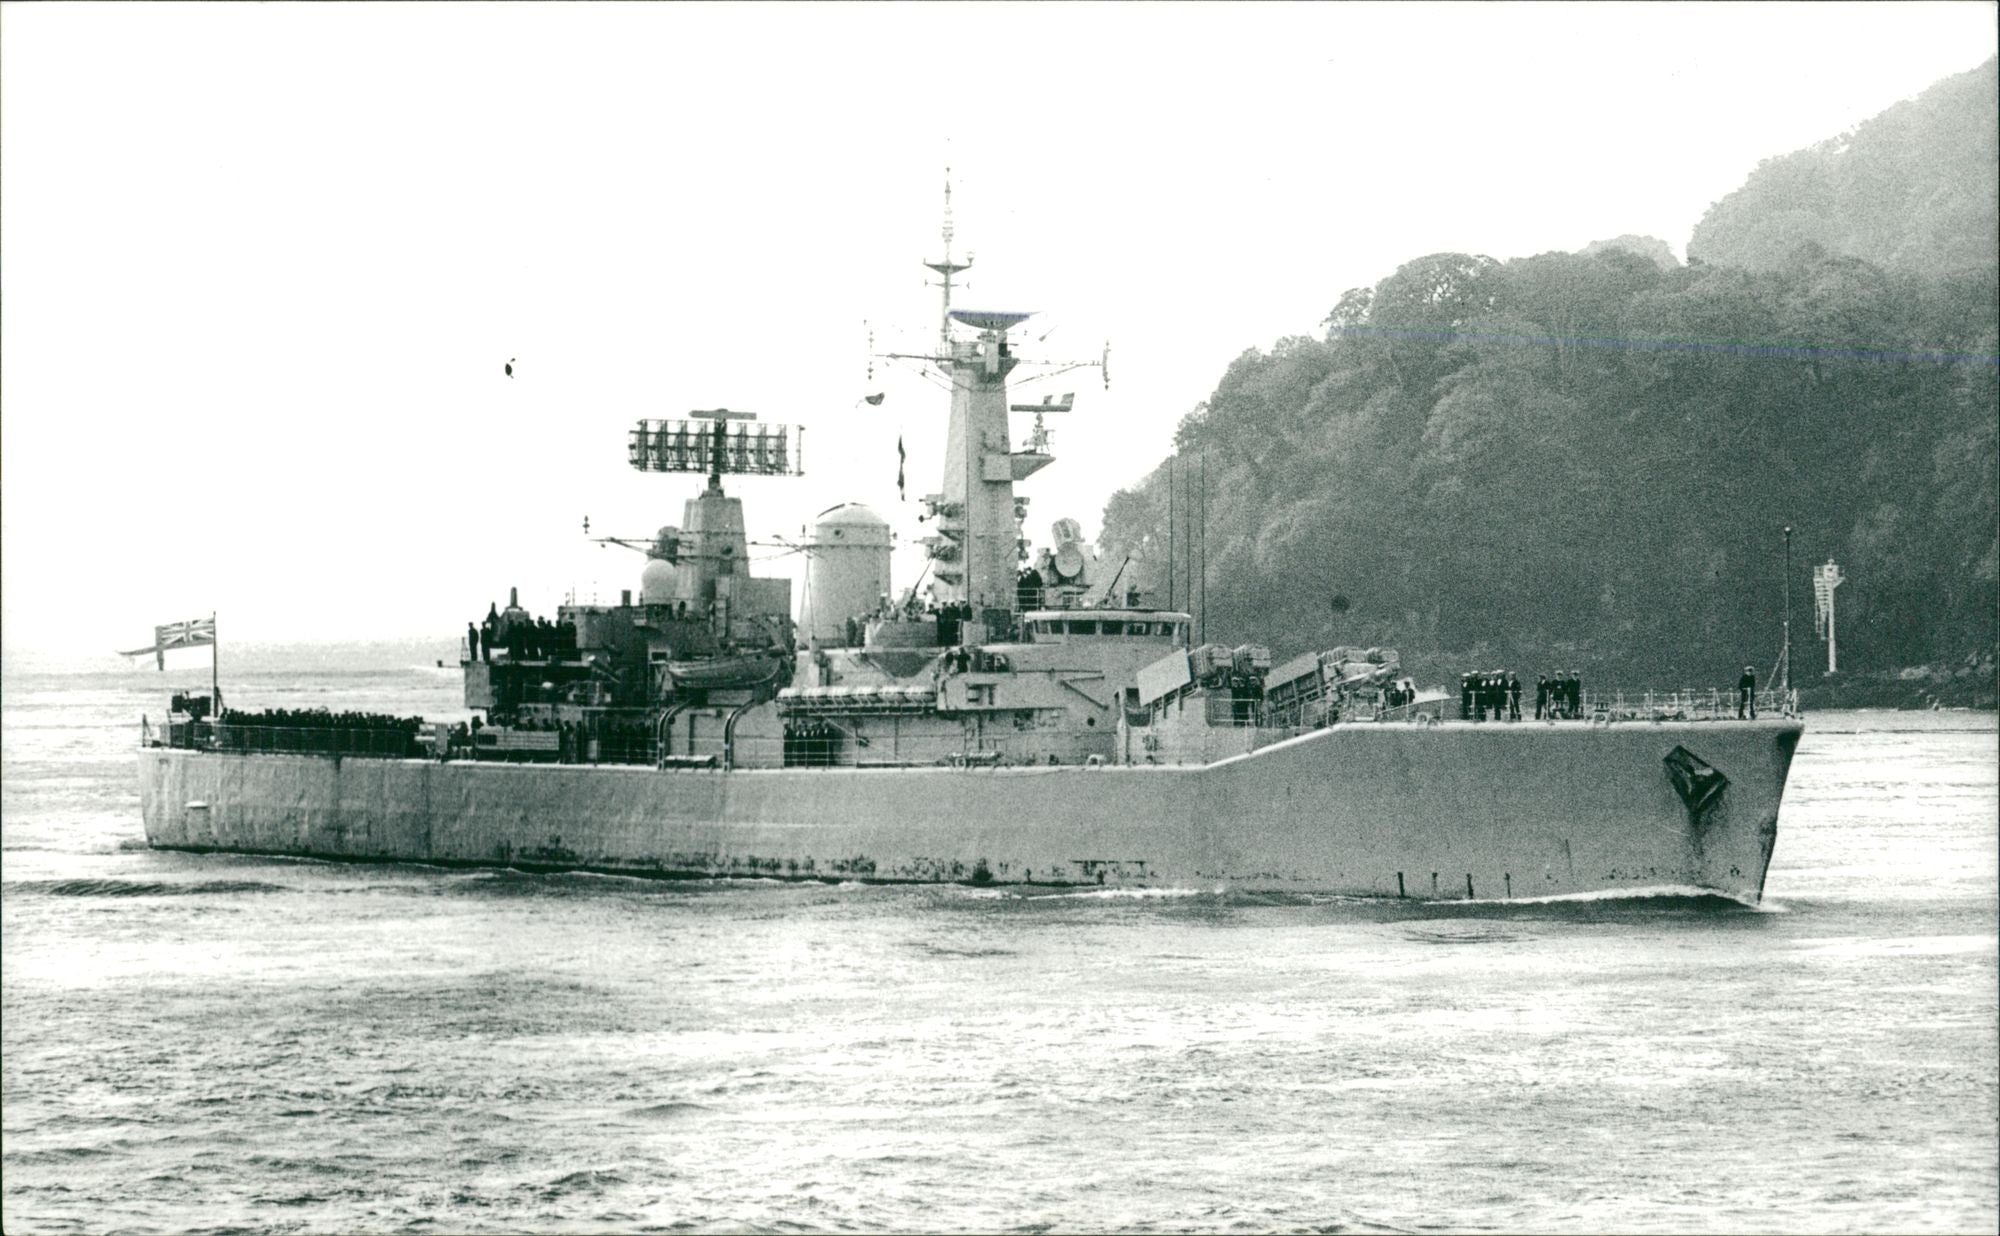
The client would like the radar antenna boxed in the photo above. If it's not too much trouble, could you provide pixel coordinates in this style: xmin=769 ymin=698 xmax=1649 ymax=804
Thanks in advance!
xmin=627 ymin=409 xmax=805 ymax=489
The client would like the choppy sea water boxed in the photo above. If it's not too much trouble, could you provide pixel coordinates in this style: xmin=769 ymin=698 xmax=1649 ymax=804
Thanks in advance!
xmin=3 ymin=647 xmax=1995 ymax=1235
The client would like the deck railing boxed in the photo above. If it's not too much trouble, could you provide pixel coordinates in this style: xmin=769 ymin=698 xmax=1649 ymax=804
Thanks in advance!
xmin=1583 ymin=687 xmax=1800 ymax=722
xmin=1443 ymin=687 xmax=1799 ymax=723
xmin=149 ymin=720 xmax=426 ymax=759
xmin=144 ymin=682 xmax=1803 ymax=773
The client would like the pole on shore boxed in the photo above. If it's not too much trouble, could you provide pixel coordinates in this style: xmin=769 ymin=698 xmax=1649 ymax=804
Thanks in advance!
xmin=211 ymin=612 xmax=222 ymax=715
xmin=1781 ymin=527 xmax=1792 ymax=694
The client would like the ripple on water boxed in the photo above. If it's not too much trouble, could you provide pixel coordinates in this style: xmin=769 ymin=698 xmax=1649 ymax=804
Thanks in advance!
xmin=8 ymin=878 xmax=292 ymax=899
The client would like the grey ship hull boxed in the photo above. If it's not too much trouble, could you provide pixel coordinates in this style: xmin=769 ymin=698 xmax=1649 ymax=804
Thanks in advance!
xmin=140 ymin=718 xmax=1802 ymax=902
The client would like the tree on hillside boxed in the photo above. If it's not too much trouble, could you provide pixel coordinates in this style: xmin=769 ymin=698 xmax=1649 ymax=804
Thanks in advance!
xmin=1690 ymin=56 xmax=1998 ymax=277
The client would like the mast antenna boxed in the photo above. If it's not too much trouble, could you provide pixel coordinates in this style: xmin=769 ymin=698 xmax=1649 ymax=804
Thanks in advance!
xmin=924 ymin=168 xmax=973 ymax=348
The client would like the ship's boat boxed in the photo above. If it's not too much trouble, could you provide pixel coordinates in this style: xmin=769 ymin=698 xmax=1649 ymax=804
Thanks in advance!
xmin=137 ymin=217 xmax=1805 ymax=903
xmin=663 ymin=652 xmax=787 ymax=691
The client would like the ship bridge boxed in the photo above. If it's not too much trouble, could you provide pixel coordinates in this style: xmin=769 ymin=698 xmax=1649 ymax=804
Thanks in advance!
xmin=1019 ymin=609 xmax=1190 ymax=647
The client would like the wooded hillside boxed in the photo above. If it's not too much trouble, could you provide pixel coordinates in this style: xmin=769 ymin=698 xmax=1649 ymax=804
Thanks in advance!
xmin=1691 ymin=58 xmax=1997 ymax=277
xmin=1099 ymin=60 xmax=1997 ymax=688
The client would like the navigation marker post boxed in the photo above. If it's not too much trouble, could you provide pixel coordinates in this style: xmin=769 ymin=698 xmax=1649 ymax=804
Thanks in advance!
xmin=1813 ymin=559 xmax=1845 ymax=675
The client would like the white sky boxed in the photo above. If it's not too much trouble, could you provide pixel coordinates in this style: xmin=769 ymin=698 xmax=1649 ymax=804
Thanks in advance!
xmin=4 ymin=1 xmax=1994 ymax=654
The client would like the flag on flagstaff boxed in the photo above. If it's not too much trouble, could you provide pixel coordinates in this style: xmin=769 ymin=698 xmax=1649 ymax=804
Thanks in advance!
xmin=897 ymin=435 xmax=906 ymax=501
xmin=120 ymin=616 xmax=216 ymax=671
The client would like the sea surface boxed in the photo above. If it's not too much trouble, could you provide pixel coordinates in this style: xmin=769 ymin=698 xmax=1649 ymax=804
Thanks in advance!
xmin=4 ymin=646 xmax=1996 ymax=1234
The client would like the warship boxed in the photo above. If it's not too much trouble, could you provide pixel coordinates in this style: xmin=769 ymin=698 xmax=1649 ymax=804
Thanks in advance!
xmin=139 ymin=222 xmax=1804 ymax=902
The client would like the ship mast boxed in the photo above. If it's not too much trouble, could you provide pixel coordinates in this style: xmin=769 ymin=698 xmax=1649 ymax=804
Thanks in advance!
xmin=923 ymin=170 xmax=972 ymax=348
xmin=882 ymin=178 xmax=1102 ymax=632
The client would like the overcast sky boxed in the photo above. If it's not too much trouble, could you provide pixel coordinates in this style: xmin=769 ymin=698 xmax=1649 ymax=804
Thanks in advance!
xmin=3 ymin=1 xmax=1993 ymax=656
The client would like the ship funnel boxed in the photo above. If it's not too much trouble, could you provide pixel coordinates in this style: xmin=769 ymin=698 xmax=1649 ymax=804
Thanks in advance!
xmin=804 ymin=503 xmax=892 ymax=647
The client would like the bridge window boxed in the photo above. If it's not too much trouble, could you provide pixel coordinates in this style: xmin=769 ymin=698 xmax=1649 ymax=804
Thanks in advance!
xmin=1100 ymin=620 xmax=1125 ymax=635
xmin=1068 ymin=620 xmax=1097 ymax=635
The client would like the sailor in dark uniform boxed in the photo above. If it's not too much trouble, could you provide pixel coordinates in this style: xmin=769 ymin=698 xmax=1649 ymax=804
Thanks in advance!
xmin=467 ymin=622 xmax=481 ymax=663
xmin=1507 ymin=672 xmax=1522 ymax=721
xmin=1460 ymin=673 xmax=1472 ymax=720
xmin=1738 ymin=665 xmax=1756 ymax=719
xmin=1534 ymin=675 xmax=1548 ymax=720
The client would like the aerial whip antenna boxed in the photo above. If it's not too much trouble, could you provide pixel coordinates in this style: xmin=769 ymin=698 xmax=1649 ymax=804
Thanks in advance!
xmin=923 ymin=169 xmax=973 ymax=348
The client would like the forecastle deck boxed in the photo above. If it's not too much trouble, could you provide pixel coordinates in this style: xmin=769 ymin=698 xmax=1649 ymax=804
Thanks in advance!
xmin=141 ymin=717 xmax=1802 ymax=903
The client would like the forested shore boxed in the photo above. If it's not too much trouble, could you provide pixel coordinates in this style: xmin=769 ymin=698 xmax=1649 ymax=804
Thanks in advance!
xmin=1099 ymin=58 xmax=1996 ymax=702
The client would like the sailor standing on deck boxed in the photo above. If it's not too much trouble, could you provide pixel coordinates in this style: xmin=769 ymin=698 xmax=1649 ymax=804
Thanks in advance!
xmin=1738 ymin=665 xmax=1756 ymax=719
xmin=1507 ymin=672 xmax=1522 ymax=721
